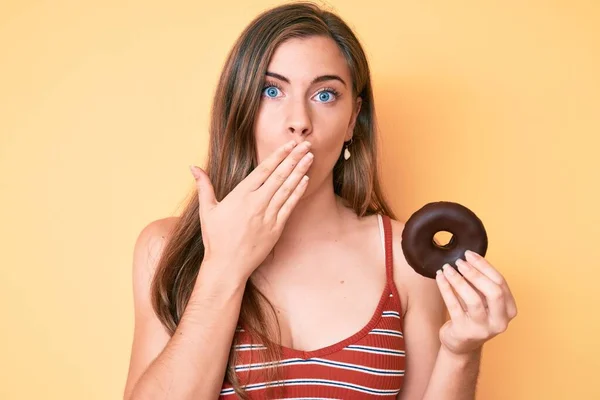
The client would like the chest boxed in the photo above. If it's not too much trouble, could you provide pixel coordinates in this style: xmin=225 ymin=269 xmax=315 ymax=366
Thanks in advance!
xmin=251 ymin=239 xmax=388 ymax=353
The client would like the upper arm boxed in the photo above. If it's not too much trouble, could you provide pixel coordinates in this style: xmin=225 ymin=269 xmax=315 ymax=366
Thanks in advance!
xmin=123 ymin=217 xmax=179 ymax=400
xmin=390 ymin=220 xmax=447 ymax=400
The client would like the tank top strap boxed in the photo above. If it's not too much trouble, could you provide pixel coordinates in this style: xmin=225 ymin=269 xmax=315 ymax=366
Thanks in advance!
xmin=377 ymin=214 xmax=395 ymax=285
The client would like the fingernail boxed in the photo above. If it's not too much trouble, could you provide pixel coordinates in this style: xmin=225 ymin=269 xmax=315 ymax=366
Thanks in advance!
xmin=465 ymin=250 xmax=480 ymax=261
xmin=284 ymin=141 xmax=296 ymax=151
xmin=457 ymin=259 xmax=470 ymax=270
xmin=189 ymin=165 xmax=200 ymax=179
xmin=436 ymin=269 xmax=443 ymax=276
xmin=443 ymin=264 xmax=456 ymax=275
xmin=303 ymin=141 xmax=312 ymax=149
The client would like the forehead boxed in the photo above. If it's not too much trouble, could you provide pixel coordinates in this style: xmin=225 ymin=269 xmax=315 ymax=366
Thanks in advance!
xmin=267 ymin=36 xmax=351 ymax=83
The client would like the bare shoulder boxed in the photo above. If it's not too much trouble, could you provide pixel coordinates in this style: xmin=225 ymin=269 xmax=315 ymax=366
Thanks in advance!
xmin=132 ymin=216 xmax=180 ymax=282
xmin=387 ymin=218 xmax=444 ymax=318
xmin=125 ymin=216 xmax=180 ymax=399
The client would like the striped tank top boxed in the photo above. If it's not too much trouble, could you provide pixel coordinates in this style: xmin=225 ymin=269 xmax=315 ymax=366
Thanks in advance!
xmin=219 ymin=214 xmax=406 ymax=399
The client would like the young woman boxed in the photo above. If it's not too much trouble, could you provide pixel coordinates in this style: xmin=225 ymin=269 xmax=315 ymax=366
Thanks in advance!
xmin=123 ymin=2 xmax=517 ymax=399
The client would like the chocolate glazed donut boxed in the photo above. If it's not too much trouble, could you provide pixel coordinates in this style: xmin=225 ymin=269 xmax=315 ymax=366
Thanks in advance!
xmin=401 ymin=201 xmax=488 ymax=279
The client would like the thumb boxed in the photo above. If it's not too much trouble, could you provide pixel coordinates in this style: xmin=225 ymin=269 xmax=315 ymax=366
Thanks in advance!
xmin=189 ymin=165 xmax=217 ymax=214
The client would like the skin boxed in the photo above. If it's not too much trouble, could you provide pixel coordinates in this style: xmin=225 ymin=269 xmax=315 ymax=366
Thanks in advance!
xmin=123 ymin=35 xmax=517 ymax=400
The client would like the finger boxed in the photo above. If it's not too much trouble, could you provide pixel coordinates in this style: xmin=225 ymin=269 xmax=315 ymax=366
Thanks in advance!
xmin=506 ymin=293 xmax=518 ymax=320
xmin=443 ymin=274 xmax=467 ymax=311
xmin=443 ymin=264 xmax=487 ymax=321
xmin=451 ymin=266 xmax=486 ymax=311
xmin=243 ymin=140 xmax=298 ymax=191
xmin=276 ymin=175 xmax=310 ymax=225
xmin=456 ymin=258 xmax=507 ymax=323
xmin=257 ymin=141 xmax=312 ymax=200
xmin=267 ymin=152 xmax=314 ymax=217
xmin=189 ymin=165 xmax=217 ymax=216
xmin=453 ymin=286 xmax=468 ymax=311
xmin=465 ymin=250 xmax=518 ymax=319
xmin=436 ymin=267 xmax=465 ymax=321
xmin=456 ymin=259 xmax=489 ymax=308
xmin=454 ymin=284 xmax=485 ymax=312
xmin=464 ymin=250 xmax=504 ymax=285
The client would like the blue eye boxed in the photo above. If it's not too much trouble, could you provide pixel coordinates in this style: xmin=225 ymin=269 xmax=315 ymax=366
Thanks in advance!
xmin=314 ymin=89 xmax=338 ymax=103
xmin=318 ymin=92 xmax=332 ymax=102
xmin=263 ymin=86 xmax=281 ymax=98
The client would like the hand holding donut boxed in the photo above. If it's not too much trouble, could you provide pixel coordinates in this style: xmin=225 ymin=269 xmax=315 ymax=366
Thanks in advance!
xmin=401 ymin=201 xmax=517 ymax=355
xmin=435 ymin=250 xmax=518 ymax=355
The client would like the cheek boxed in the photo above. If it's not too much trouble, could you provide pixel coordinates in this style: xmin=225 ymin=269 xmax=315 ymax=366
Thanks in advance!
xmin=253 ymin=106 xmax=286 ymax=164
xmin=311 ymin=109 xmax=350 ymax=155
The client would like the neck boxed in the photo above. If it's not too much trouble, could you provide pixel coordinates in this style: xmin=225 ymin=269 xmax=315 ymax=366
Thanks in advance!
xmin=277 ymin=174 xmax=351 ymax=244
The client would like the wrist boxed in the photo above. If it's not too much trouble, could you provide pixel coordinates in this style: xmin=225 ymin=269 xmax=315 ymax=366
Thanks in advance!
xmin=187 ymin=265 xmax=247 ymax=314
xmin=439 ymin=344 xmax=482 ymax=367
xmin=196 ymin=258 xmax=249 ymax=292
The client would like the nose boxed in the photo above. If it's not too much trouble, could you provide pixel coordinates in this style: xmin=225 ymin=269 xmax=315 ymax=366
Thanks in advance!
xmin=286 ymin=98 xmax=312 ymax=137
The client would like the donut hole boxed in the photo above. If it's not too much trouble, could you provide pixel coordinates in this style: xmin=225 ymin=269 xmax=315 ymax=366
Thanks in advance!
xmin=433 ymin=230 xmax=455 ymax=249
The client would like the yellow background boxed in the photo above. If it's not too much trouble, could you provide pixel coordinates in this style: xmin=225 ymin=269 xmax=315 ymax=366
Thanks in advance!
xmin=1 ymin=0 xmax=598 ymax=398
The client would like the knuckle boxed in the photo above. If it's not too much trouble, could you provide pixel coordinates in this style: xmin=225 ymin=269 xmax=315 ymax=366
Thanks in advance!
xmin=491 ymin=321 xmax=508 ymax=334
xmin=279 ymin=184 xmax=292 ymax=197
xmin=249 ymin=200 xmax=265 ymax=215
xmin=259 ymin=165 xmax=271 ymax=175
xmin=479 ymin=331 xmax=492 ymax=341
xmin=448 ymin=303 xmax=463 ymax=314
xmin=489 ymin=287 xmax=504 ymax=302
xmin=494 ymin=273 xmax=506 ymax=285
xmin=466 ymin=298 xmax=484 ymax=310
xmin=474 ymin=326 xmax=491 ymax=340
xmin=262 ymin=210 xmax=275 ymax=225
xmin=274 ymin=172 xmax=287 ymax=183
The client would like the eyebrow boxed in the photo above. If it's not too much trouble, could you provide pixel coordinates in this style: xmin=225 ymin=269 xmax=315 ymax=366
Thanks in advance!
xmin=265 ymin=71 xmax=347 ymax=88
